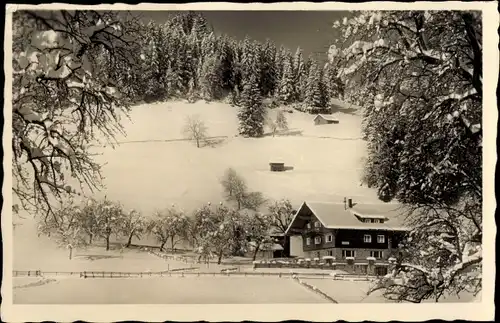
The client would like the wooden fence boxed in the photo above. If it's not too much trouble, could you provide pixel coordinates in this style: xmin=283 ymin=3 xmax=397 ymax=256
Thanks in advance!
xmin=148 ymin=250 xmax=254 ymax=266
xmin=13 ymin=270 xmax=376 ymax=280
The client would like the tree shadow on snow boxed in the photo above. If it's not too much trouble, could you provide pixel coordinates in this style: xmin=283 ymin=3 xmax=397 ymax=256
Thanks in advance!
xmin=263 ymin=129 xmax=304 ymax=137
xmin=74 ymin=254 xmax=123 ymax=261
xmin=203 ymin=137 xmax=227 ymax=148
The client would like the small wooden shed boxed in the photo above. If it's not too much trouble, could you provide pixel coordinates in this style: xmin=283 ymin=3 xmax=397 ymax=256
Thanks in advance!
xmin=269 ymin=162 xmax=285 ymax=172
xmin=313 ymin=114 xmax=339 ymax=125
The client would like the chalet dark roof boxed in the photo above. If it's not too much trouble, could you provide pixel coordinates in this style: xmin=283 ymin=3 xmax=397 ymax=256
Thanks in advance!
xmin=286 ymin=201 xmax=410 ymax=234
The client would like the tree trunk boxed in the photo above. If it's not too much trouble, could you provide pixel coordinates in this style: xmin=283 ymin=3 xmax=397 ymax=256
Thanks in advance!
xmin=196 ymin=138 xmax=200 ymax=148
xmin=171 ymin=236 xmax=175 ymax=253
xmin=126 ymin=232 xmax=134 ymax=248
xmin=217 ymin=251 xmax=223 ymax=265
xmin=106 ymin=235 xmax=110 ymax=251
xmin=89 ymin=233 xmax=93 ymax=245
xmin=160 ymin=241 xmax=166 ymax=252
xmin=252 ymin=244 xmax=261 ymax=261
xmin=237 ymin=199 xmax=241 ymax=210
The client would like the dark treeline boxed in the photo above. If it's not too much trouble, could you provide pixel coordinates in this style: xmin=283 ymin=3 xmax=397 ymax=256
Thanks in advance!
xmin=117 ymin=11 xmax=344 ymax=111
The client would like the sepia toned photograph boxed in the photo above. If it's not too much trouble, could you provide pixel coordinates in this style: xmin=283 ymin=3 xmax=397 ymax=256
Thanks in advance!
xmin=2 ymin=2 xmax=496 ymax=322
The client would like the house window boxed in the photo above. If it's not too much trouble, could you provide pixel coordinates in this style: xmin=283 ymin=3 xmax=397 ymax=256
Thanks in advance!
xmin=370 ymin=251 xmax=383 ymax=259
xmin=306 ymin=237 xmax=311 ymax=245
xmin=325 ymin=234 xmax=333 ymax=243
xmin=342 ymin=250 xmax=356 ymax=258
xmin=314 ymin=236 xmax=322 ymax=245
xmin=314 ymin=221 xmax=321 ymax=228
xmin=328 ymin=250 xmax=334 ymax=256
xmin=306 ymin=222 xmax=311 ymax=229
xmin=377 ymin=235 xmax=385 ymax=243
xmin=341 ymin=241 xmax=350 ymax=245
xmin=364 ymin=234 xmax=372 ymax=243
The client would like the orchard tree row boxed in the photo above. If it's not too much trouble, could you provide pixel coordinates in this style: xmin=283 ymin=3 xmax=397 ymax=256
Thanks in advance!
xmin=38 ymin=168 xmax=295 ymax=263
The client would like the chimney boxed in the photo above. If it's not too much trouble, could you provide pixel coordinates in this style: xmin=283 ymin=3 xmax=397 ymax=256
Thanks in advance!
xmin=348 ymin=198 xmax=353 ymax=208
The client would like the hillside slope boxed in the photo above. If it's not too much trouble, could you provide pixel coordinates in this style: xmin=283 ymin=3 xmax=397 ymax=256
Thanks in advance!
xmin=12 ymin=100 xmax=379 ymax=267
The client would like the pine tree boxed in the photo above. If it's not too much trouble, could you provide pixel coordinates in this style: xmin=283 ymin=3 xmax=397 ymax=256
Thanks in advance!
xmin=305 ymin=58 xmax=327 ymax=110
xmin=164 ymin=62 xmax=183 ymax=98
xmin=199 ymin=54 xmax=223 ymax=101
xmin=187 ymin=78 xmax=198 ymax=103
xmin=240 ymin=37 xmax=261 ymax=86
xmin=323 ymin=62 xmax=345 ymax=100
xmin=260 ymin=39 xmax=278 ymax=97
xmin=293 ymin=47 xmax=306 ymax=101
xmin=273 ymin=46 xmax=286 ymax=97
xmin=278 ymin=56 xmax=295 ymax=104
xmin=319 ymin=68 xmax=329 ymax=109
xmin=238 ymin=74 xmax=266 ymax=137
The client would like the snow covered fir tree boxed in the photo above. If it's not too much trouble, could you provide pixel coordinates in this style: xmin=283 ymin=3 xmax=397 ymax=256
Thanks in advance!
xmin=9 ymin=8 xmax=488 ymax=309
xmin=238 ymin=74 xmax=266 ymax=137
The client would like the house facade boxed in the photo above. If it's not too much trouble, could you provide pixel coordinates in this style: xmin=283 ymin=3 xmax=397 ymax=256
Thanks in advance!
xmin=285 ymin=199 xmax=409 ymax=274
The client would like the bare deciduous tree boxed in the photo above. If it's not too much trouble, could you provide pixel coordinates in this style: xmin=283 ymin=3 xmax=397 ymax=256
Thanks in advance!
xmin=182 ymin=115 xmax=209 ymax=148
xmin=220 ymin=168 xmax=266 ymax=210
xmin=268 ymin=199 xmax=295 ymax=235
xmin=149 ymin=206 xmax=190 ymax=252
xmin=266 ymin=110 xmax=289 ymax=137
xmin=119 ymin=209 xmax=146 ymax=248
xmin=37 ymin=199 xmax=88 ymax=259
xmin=12 ymin=10 xmax=141 ymax=222
xmin=220 ymin=168 xmax=246 ymax=198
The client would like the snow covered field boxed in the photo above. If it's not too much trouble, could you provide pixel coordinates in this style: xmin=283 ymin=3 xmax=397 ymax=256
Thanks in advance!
xmin=89 ymin=100 xmax=378 ymax=215
xmin=14 ymin=100 xmax=376 ymax=264
xmin=13 ymin=276 xmax=330 ymax=304
xmin=11 ymin=100 xmax=388 ymax=303
xmin=300 ymin=279 xmax=481 ymax=303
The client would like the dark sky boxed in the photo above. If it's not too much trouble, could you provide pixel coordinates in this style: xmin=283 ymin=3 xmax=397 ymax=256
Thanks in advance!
xmin=136 ymin=11 xmax=347 ymax=61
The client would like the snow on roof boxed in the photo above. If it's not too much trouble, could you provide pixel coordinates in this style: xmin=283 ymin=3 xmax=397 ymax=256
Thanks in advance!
xmin=286 ymin=201 xmax=409 ymax=233
xmin=313 ymin=114 xmax=339 ymax=122
xmin=248 ymin=241 xmax=284 ymax=251
xmin=269 ymin=158 xmax=285 ymax=163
